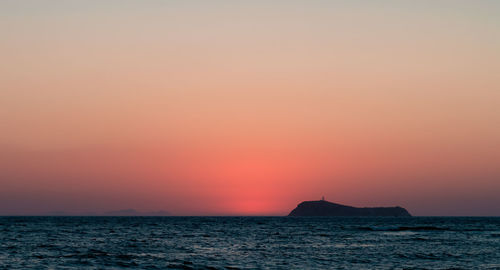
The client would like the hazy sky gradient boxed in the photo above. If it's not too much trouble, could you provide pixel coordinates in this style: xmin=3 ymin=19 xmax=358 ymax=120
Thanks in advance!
xmin=1 ymin=1 xmax=499 ymax=215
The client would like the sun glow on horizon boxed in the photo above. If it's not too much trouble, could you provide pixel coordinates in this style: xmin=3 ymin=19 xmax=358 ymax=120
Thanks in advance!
xmin=1 ymin=1 xmax=500 ymax=216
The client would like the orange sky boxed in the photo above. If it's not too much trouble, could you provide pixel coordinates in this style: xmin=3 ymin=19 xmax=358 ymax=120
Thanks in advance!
xmin=1 ymin=1 xmax=499 ymax=215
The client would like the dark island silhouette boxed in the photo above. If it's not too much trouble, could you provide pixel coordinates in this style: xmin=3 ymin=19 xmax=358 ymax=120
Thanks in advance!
xmin=288 ymin=199 xmax=411 ymax=217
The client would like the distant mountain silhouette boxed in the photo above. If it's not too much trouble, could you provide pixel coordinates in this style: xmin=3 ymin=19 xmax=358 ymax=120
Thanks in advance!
xmin=103 ymin=209 xmax=171 ymax=216
xmin=44 ymin=211 xmax=69 ymax=216
xmin=36 ymin=209 xmax=170 ymax=216
xmin=288 ymin=200 xmax=411 ymax=217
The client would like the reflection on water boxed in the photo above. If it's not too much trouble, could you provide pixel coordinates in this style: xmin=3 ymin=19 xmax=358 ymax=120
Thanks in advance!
xmin=1 ymin=216 xmax=499 ymax=269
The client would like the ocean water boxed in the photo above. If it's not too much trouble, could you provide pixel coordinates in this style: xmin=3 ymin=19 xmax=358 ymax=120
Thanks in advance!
xmin=1 ymin=217 xmax=499 ymax=269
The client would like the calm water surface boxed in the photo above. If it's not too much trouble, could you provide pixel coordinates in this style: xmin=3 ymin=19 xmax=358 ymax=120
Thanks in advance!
xmin=1 ymin=217 xmax=499 ymax=269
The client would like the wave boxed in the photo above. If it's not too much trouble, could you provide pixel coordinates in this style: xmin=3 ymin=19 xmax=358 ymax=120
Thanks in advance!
xmin=358 ymin=226 xmax=449 ymax=232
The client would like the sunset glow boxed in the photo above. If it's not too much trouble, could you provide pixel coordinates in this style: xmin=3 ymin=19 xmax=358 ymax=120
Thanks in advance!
xmin=1 ymin=1 xmax=499 ymax=216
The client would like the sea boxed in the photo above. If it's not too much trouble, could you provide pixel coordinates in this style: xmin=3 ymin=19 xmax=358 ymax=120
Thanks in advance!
xmin=1 ymin=216 xmax=499 ymax=269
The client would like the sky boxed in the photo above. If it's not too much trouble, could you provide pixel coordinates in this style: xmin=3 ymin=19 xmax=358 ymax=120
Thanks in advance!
xmin=1 ymin=1 xmax=499 ymax=216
